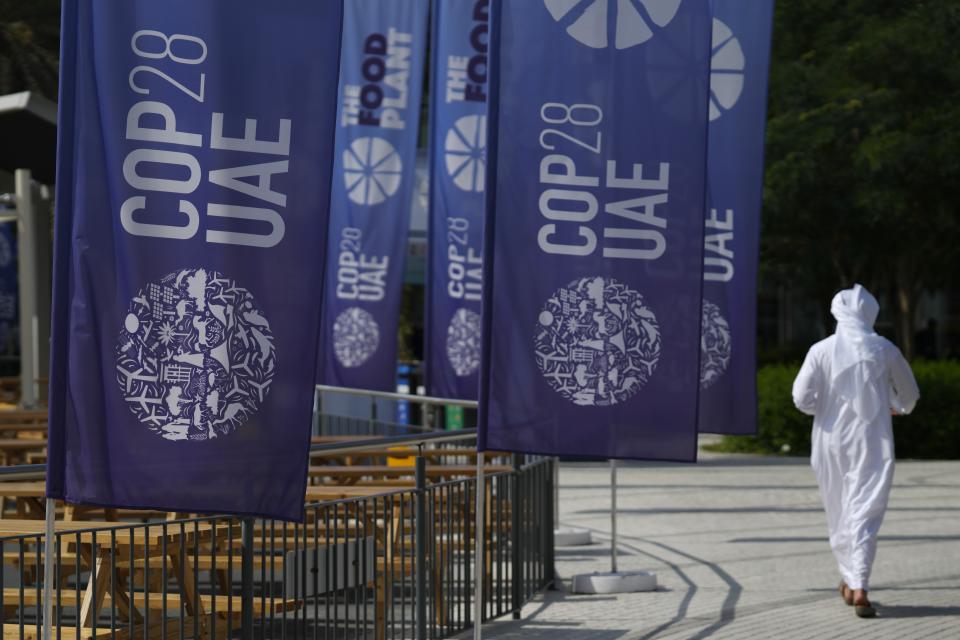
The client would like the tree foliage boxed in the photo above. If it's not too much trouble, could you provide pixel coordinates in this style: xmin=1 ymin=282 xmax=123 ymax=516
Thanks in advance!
xmin=0 ymin=0 xmax=60 ymax=98
xmin=763 ymin=0 xmax=960 ymax=355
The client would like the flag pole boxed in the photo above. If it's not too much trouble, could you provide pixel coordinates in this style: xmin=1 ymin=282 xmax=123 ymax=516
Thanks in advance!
xmin=570 ymin=458 xmax=656 ymax=594
xmin=473 ymin=453 xmax=485 ymax=640
xmin=42 ymin=498 xmax=55 ymax=640
xmin=610 ymin=459 xmax=618 ymax=573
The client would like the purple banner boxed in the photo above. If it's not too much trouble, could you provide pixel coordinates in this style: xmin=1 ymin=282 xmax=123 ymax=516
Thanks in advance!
xmin=47 ymin=0 xmax=343 ymax=520
xmin=479 ymin=0 xmax=712 ymax=461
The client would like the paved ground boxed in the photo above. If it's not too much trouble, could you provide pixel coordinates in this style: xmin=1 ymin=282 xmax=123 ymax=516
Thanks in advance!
xmin=469 ymin=447 xmax=960 ymax=639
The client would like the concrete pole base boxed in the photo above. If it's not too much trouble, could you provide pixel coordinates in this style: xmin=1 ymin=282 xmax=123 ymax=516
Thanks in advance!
xmin=554 ymin=528 xmax=592 ymax=546
xmin=570 ymin=571 xmax=657 ymax=594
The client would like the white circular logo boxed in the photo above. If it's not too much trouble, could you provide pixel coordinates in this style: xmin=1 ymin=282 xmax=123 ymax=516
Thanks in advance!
xmin=333 ymin=307 xmax=380 ymax=368
xmin=343 ymin=137 xmax=403 ymax=206
xmin=700 ymin=299 xmax=731 ymax=389
xmin=446 ymin=308 xmax=482 ymax=377
xmin=115 ymin=268 xmax=276 ymax=442
xmin=445 ymin=115 xmax=486 ymax=193
xmin=535 ymin=276 xmax=660 ymax=406
xmin=543 ymin=0 xmax=683 ymax=50
xmin=709 ymin=18 xmax=745 ymax=121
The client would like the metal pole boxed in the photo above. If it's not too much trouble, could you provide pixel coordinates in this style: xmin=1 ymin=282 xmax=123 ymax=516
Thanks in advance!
xmin=15 ymin=169 xmax=37 ymax=408
xmin=241 ymin=517 xmax=254 ymax=640
xmin=415 ymin=454 xmax=427 ymax=640
xmin=610 ymin=459 xmax=618 ymax=574
xmin=42 ymin=498 xmax=54 ymax=640
xmin=472 ymin=455 xmax=485 ymax=640
xmin=510 ymin=453 xmax=522 ymax=619
xmin=552 ymin=457 xmax=560 ymax=531
xmin=545 ymin=459 xmax=556 ymax=588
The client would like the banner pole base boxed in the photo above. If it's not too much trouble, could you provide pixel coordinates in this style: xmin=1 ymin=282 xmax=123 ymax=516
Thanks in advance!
xmin=571 ymin=459 xmax=656 ymax=593
xmin=42 ymin=498 xmax=55 ymax=640
xmin=554 ymin=528 xmax=592 ymax=546
xmin=473 ymin=454 xmax=486 ymax=640
xmin=570 ymin=571 xmax=658 ymax=594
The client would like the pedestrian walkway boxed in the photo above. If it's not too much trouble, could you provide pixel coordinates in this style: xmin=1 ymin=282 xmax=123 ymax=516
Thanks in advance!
xmin=469 ymin=449 xmax=960 ymax=639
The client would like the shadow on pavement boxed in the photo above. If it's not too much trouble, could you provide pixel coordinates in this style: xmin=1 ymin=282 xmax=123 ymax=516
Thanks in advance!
xmin=879 ymin=604 xmax=960 ymax=618
xmin=730 ymin=535 xmax=960 ymax=543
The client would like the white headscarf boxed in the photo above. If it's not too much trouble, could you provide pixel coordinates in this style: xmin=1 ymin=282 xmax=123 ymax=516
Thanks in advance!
xmin=830 ymin=284 xmax=886 ymax=423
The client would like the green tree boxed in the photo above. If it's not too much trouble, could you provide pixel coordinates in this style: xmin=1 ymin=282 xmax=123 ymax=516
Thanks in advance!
xmin=0 ymin=0 xmax=60 ymax=98
xmin=762 ymin=0 xmax=960 ymax=356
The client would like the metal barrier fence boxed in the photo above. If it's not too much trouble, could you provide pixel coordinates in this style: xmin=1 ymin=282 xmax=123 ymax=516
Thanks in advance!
xmin=313 ymin=386 xmax=478 ymax=437
xmin=0 ymin=434 xmax=554 ymax=640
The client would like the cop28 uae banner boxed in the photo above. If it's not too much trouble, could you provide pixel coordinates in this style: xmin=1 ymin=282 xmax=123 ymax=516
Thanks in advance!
xmin=47 ymin=0 xmax=343 ymax=520
xmin=479 ymin=0 xmax=712 ymax=461
xmin=426 ymin=0 xmax=489 ymax=400
xmin=698 ymin=0 xmax=775 ymax=435
xmin=320 ymin=0 xmax=429 ymax=391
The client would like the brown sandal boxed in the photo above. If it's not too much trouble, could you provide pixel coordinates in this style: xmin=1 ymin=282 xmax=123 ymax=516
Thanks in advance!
xmin=838 ymin=581 xmax=854 ymax=606
xmin=853 ymin=591 xmax=876 ymax=618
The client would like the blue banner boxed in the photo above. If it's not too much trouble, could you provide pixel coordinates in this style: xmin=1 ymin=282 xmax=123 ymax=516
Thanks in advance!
xmin=320 ymin=0 xmax=429 ymax=391
xmin=426 ymin=0 xmax=490 ymax=400
xmin=698 ymin=0 xmax=774 ymax=435
xmin=47 ymin=0 xmax=343 ymax=520
xmin=479 ymin=0 xmax=712 ymax=461
xmin=0 ymin=225 xmax=16 ymax=357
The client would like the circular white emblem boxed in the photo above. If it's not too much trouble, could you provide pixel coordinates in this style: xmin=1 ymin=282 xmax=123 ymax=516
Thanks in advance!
xmin=446 ymin=308 xmax=482 ymax=377
xmin=535 ymin=276 xmax=660 ymax=406
xmin=700 ymin=299 xmax=731 ymax=389
xmin=343 ymin=137 xmax=403 ymax=206
xmin=709 ymin=18 xmax=745 ymax=121
xmin=115 ymin=268 xmax=276 ymax=442
xmin=445 ymin=115 xmax=486 ymax=192
xmin=333 ymin=307 xmax=380 ymax=368
xmin=543 ymin=0 xmax=682 ymax=50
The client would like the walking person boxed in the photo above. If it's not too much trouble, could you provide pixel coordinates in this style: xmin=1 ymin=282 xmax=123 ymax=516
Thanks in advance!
xmin=792 ymin=284 xmax=920 ymax=618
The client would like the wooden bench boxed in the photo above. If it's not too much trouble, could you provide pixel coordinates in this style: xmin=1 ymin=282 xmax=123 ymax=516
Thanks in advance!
xmin=2 ymin=588 xmax=299 ymax=620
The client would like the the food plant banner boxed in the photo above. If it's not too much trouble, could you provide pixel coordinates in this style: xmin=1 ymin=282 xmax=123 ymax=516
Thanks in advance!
xmin=425 ymin=0 xmax=490 ymax=400
xmin=320 ymin=0 xmax=429 ymax=391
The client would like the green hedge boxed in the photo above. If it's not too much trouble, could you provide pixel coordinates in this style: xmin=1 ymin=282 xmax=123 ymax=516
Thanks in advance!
xmin=711 ymin=360 xmax=960 ymax=459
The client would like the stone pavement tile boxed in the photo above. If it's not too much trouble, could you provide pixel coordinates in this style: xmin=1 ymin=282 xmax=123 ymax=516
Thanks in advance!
xmin=464 ymin=455 xmax=960 ymax=640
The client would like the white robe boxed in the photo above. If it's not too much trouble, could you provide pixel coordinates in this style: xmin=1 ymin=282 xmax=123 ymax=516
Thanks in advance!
xmin=792 ymin=334 xmax=919 ymax=590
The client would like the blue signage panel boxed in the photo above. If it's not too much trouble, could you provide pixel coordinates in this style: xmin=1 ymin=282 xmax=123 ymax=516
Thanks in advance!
xmin=320 ymin=0 xmax=429 ymax=391
xmin=425 ymin=0 xmax=490 ymax=400
xmin=698 ymin=0 xmax=775 ymax=435
xmin=47 ymin=0 xmax=343 ymax=520
xmin=480 ymin=0 xmax=712 ymax=461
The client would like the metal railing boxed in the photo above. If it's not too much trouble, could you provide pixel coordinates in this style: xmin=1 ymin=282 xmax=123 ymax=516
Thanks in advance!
xmin=314 ymin=385 xmax=478 ymax=436
xmin=0 ymin=431 xmax=555 ymax=640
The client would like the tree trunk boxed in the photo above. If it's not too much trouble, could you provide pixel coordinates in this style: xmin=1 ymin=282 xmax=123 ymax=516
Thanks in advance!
xmin=896 ymin=284 xmax=915 ymax=360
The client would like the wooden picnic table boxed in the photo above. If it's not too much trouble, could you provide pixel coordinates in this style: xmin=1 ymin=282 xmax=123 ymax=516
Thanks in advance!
xmin=0 ymin=439 xmax=46 ymax=451
xmin=0 ymin=410 xmax=48 ymax=425
xmin=0 ymin=439 xmax=46 ymax=465
xmin=0 ymin=488 xmax=175 ymax=523
xmin=0 ymin=518 xmax=238 ymax=631
xmin=305 ymin=484 xmax=401 ymax=501
xmin=310 ymin=447 xmax=506 ymax=461
xmin=0 ymin=481 xmax=47 ymax=519
xmin=308 ymin=464 xmax=511 ymax=485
